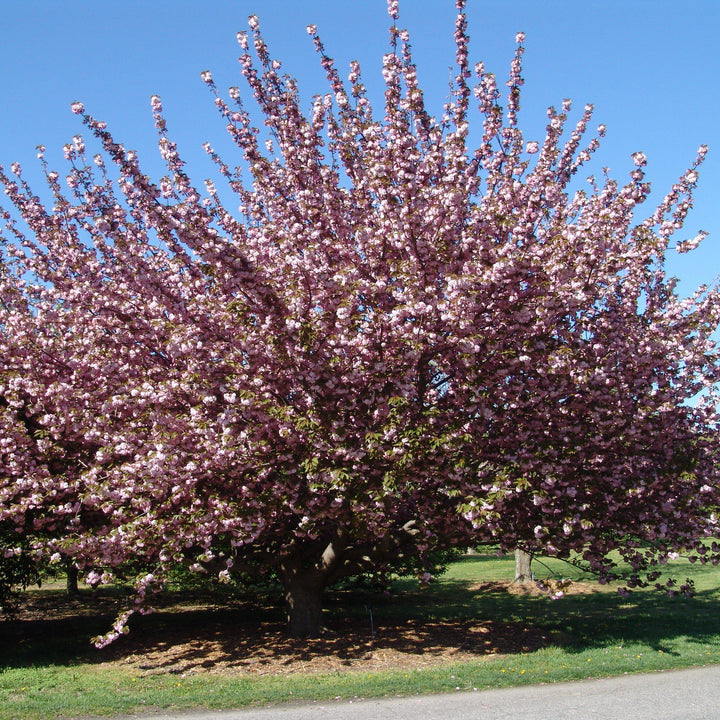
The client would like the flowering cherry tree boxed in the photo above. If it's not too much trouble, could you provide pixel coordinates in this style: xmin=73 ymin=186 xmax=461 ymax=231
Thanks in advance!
xmin=2 ymin=0 xmax=720 ymax=642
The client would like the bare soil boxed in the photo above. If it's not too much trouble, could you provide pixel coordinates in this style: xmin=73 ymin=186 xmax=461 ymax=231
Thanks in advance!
xmin=4 ymin=581 xmax=589 ymax=677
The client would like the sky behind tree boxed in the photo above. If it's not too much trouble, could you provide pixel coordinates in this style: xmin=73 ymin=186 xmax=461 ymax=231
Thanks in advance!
xmin=1 ymin=0 xmax=717 ymax=295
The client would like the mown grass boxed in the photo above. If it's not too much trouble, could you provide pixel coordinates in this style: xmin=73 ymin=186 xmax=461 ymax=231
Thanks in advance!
xmin=2 ymin=552 xmax=719 ymax=720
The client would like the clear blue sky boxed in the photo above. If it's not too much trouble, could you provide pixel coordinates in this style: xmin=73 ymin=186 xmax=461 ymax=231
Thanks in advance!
xmin=1 ymin=0 xmax=718 ymax=296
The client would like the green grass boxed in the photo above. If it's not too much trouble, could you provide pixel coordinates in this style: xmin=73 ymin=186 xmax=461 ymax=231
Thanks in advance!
xmin=2 ymin=553 xmax=720 ymax=720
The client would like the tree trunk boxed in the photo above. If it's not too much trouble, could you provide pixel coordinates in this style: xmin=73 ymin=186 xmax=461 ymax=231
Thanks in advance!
xmin=66 ymin=560 xmax=79 ymax=596
xmin=514 ymin=548 xmax=533 ymax=583
xmin=281 ymin=570 xmax=325 ymax=638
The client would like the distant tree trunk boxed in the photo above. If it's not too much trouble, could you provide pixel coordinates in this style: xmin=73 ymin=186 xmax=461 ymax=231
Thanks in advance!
xmin=280 ymin=565 xmax=325 ymax=638
xmin=514 ymin=548 xmax=533 ymax=583
xmin=66 ymin=560 xmax=79 ymax=596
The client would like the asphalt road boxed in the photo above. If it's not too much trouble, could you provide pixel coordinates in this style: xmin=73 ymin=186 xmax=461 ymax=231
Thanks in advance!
xmin=117 ymin=665 xmax=720 ymax=720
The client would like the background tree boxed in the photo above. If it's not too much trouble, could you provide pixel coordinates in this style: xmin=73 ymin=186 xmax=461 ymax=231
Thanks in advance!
xmin=0 ymin=521 xmax=41 ymax=616
xmin=514 ymin=549 xmax=533 ymax=584
xmin=1 ymin=0 xmax=719 ymax=642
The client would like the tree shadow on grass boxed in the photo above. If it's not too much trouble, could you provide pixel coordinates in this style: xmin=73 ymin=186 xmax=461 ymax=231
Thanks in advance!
xmin=418 ymin=578 xmax=720 ymax=657
xmin=549 ymin=586 xmax=720 ymax=656
xmin=2 ymin=577 xmax=720 ymax=675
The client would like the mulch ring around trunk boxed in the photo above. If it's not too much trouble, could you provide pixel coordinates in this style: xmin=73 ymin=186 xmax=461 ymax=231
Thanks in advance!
xmin=4 ymin=582 xmax=554 ymax=677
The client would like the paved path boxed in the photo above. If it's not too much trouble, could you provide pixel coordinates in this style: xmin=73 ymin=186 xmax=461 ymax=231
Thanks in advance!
xmin=117 ymin=665 xmax=720 ymax=720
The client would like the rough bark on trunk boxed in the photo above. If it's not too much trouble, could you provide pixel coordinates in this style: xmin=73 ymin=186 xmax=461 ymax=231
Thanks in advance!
xmin=282 ymin=571 xmax=325 ymax=638
xmin=514 ymin=548 xmax=533 ymax=583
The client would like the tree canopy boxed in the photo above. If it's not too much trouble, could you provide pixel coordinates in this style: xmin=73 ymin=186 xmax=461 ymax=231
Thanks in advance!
xmin=1 ymin=0 xmax=719 ymax=641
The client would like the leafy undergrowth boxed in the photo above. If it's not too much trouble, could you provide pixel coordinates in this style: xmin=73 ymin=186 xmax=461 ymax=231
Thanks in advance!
xmin=1 ymin=553 xmax=719 ymax=720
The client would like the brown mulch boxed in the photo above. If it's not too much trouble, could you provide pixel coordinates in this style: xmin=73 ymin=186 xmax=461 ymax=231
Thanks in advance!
xmin=470 ymin=579 xmax=603 ymax=596
xmin=4 ymin=581 xmax=569 ymax=677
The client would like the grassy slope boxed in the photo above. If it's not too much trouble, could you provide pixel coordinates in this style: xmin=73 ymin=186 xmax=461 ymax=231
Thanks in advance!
xmin=1 ymin=553 xmax=719 ymax=719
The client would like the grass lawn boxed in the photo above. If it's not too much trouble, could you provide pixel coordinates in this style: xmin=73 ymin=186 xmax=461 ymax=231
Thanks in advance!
xmin=1 ymin=551 xmax=719 ymax=719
